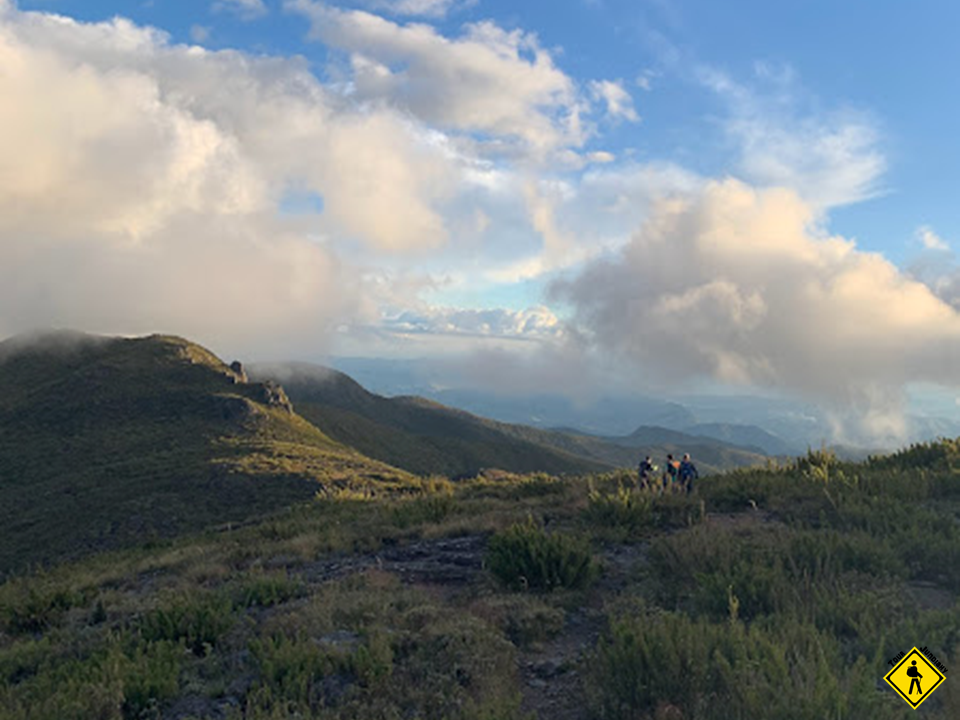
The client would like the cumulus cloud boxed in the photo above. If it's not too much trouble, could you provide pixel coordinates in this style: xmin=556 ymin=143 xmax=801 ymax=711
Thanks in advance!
xmin=288 ymin=0 xmax=598 ymax=156
xmin=917 ymin=225 xmax=950 ymax=251
xmin=551 ymin=179 xmax=960 ymax=443
xmin=589 ymin=79 xmax=639 ymax=122
xmin=702 ymin=67 xmax=885 ymax=210
xmin=486 ymin=162 xmax=702 ymax=284
xmin=0 ymin=4 xmax=462 ymax=353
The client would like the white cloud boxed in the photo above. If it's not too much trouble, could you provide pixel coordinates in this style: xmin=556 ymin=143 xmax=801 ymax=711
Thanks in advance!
xmin=213 ymin=0 xmax=268 ymax=20
xmin=589 ymin=79 xmax=639 ymax=122
xmin=0 ymin=4 xmax=463 ymax=354
xmin=365 ymin=0 xmax=477 ymax=19
xmin=287 ymin=0 xmax=590 ymax=157
xmin=551 ymin=179 xmax=960 ymax=443
xmin=917 ymin=225 xmax=950 ymax=251
xmin=702 ymin=67 xmax=885 ymax=210
xmin=383 ymin=305 xmax=563 ymax=339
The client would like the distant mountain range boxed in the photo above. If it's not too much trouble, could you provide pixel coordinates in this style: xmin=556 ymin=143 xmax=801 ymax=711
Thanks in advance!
xmin=330 ymin=356 xmax=960 ymax=455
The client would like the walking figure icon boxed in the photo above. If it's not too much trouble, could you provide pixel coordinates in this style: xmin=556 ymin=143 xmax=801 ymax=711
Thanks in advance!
xmin=884 ymin=647 xmax=945 ymax=708
xmin=906 ymin=660 xmax=922 ymax=695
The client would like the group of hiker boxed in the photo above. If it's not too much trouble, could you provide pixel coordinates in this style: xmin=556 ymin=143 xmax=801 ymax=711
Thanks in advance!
xmin=637 ymin=453 xmax=698 ymax=494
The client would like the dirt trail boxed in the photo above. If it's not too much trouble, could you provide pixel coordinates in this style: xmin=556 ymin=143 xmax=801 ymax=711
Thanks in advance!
xmin=298 ymin=533 xmax=487 ymax=586
xmin=285 ymin=532 xmax=657 ymax=719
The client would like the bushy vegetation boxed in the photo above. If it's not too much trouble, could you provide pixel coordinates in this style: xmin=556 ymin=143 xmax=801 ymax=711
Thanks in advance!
xmin=3 ymin=444 xmax=960 ymax=718
xmin=486 ymin=518 xmax=598 ymax=592
xmin=589 ymin=609 xmax=895 ymax=720
xmin=584 ymin=474 xmax=705 ymax=539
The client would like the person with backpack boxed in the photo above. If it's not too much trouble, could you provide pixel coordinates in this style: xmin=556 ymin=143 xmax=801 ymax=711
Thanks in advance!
xmin=679 ymin=453 xmax=699 ymax=494
xmin=663 ymin=454 xmax=681 ymax=491
xmin=638 ymin=455 xmax=656 ymax=490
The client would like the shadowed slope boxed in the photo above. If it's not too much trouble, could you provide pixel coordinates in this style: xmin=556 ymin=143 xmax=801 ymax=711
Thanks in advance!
xmin=0 ymin=332 xmax=410 ymax=576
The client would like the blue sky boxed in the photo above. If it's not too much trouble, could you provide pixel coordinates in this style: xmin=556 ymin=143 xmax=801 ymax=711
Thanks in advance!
xmin=4 ymin=0 xmax=960 ymax=443
xmin=18 ymin=0 xmax=960 ymax=264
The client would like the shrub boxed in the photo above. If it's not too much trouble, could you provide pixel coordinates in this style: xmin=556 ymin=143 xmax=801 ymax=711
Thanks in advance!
xmin=234 ymin=573 xmax=305 ymax=609
xmin=485 ymin=519 xmax=597 ymax=592
xmin=390 ymin=494 xmax=458 ymax=529
xmin=1 ymin=583 xmax=86 ymax=634
xmin=584 ymin=483 xmax=653 ymax=538
xmin=139 ymin=593 xmax=234 ymax=656
xmin=589 ymin=610 xmax=900 ymax=720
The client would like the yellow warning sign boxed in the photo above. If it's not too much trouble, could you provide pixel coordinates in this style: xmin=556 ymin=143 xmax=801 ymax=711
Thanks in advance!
xmin=884 ymin=647 xmax=946 ymax=709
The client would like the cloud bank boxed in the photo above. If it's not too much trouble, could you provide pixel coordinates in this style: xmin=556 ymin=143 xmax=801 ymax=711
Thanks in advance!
xmin=552 ymin=179 xmax=960 ymax=441
xmin=0 ymin=4 xmax=462 ymax=351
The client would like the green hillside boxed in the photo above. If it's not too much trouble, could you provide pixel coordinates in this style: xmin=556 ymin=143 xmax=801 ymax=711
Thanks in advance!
xmin=2 ymin=447 xmax=960 ymax=719
xmin=251 ymin=364 xmax=611 ymax=477
xmin=0 ymin=333 xmax=411 ymax=577
xmin=251 ymin=364 xmax=767 ymax=478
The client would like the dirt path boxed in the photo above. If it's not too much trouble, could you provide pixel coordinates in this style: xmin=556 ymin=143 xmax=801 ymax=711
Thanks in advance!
xmin=286 ymin=533 xmax=657 ymax=719
xmin=517 ymin=542 xmax=652 ymax=720
xmin=298 ymin=533 xmax=487 ymax=586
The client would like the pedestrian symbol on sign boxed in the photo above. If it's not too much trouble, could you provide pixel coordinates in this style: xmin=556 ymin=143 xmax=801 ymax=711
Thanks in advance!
xmin=884 ymin=647 xmax=945 ymax=709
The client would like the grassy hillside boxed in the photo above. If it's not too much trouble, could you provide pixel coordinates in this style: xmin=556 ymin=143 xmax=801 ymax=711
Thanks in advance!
xmin=2 ymin=446 xmax=960 ymax=718
xmin=0 ymin=333 xmax=412 ymax=577
xmin=251 ymin=364 xmax=766 ymax=478
xmin=251 ymin=364 xmax=611 ymax=477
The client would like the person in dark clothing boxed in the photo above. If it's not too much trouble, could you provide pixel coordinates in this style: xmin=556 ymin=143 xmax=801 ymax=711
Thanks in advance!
xmin=638 ymin=456 xmax=655 ymax=490
xmin=679 ymin=453 xmax=699 ymax=494
xmin=663 ymin=454 xmax=680 ymax=491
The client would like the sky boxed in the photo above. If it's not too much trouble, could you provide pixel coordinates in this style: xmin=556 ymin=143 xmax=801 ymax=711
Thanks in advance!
xmin=3 ymin=0 xmax=960 ymax=443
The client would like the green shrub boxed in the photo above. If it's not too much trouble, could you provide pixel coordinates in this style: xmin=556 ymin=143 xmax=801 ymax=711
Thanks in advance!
xmin=390 ymin=494 xmax=458 ymax=529
xmin=584 ymin=483 xmax=654 ymax=538
xmin=589 ymin=610 xmax=902 ymax=720
xmin=139 ymin=594 xmax=234 ymax=656
xmin=0 ymin=637 xmax=181 ymax=720
xmin=1 ymin=583 xmax=86 ymax=634
xmin=234 ymin=572 xmax=305 ymax=609
xmin=485 ymin=519 xmax=597 ymax=592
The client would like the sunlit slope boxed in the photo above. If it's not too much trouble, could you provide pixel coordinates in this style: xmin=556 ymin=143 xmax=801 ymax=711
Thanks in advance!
xmin=251 ymin=364 xmax=611 ymax=477
xmin=251 ymin=364 xmax=767 ymax=477
xmin=0 ymin=332 xmax=410 ymax=575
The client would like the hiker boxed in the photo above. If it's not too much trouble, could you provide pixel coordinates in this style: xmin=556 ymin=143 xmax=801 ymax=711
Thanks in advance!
xmin=638 ymin=456 xmax=656 ymax=490
xmin=663 ymin=454 xmax=680 ymax=491
xmin=907 ymin=660 xmax=923 ymax=695
xmin=679 ymin=453 xmax=699 ymax=494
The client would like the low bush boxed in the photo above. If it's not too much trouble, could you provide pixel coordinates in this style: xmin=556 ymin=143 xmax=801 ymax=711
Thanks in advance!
xmin=1 ymin=583 xmax=87 ymax=634
xmin=390 ymin=493 xmax=458 ymax=529
xmin=233 ymin=572 xmax=305 ymax=609
xmin=485 ymin=519 xmax=597 ymax=592
xmin=139 ymin=593 xmax=234 ymax=657
xmin=589 ymin=609 xmax=903 ymax=720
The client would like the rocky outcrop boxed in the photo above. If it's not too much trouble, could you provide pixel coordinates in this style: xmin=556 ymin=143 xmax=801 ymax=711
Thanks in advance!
xmin=257 ymin=380 xmax=294 ymax=414
xmin=229 ymin=360 xmax=248 ymax=384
